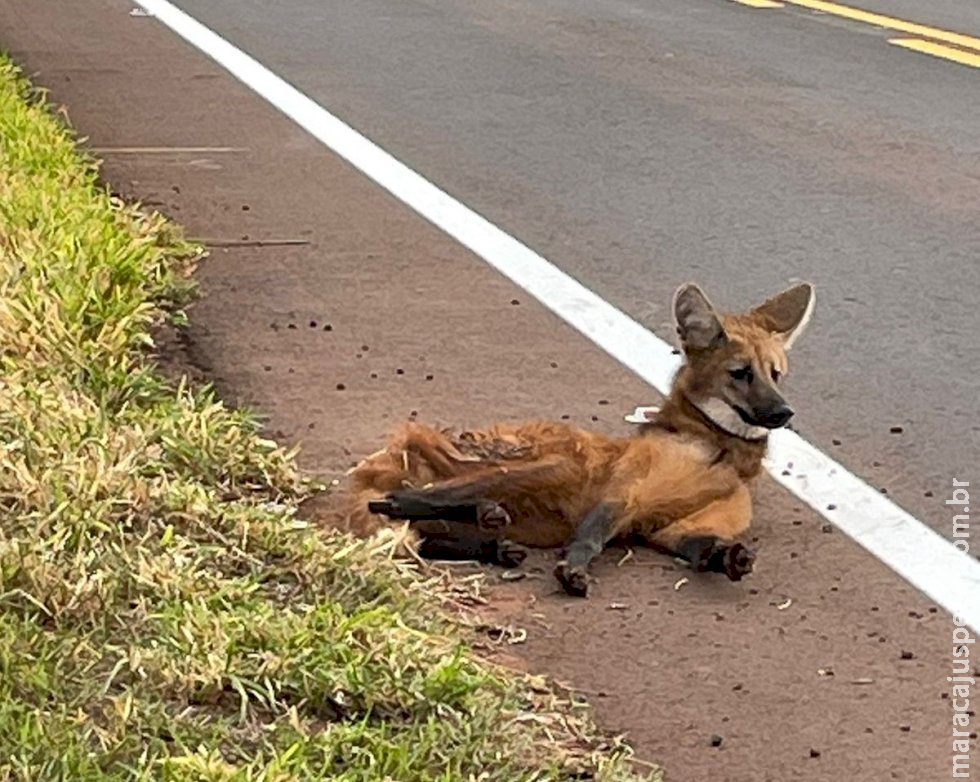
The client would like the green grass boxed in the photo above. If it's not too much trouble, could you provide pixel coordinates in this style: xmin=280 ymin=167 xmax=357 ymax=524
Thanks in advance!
xmin=0 ymin=55 xmax=662 ymax=782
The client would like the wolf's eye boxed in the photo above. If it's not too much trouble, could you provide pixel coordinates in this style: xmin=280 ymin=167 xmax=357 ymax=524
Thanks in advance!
xmin=771 ymin=368 xmax=782 ymax=383
xmin=729 ymin=366 xmax=753 ymax=382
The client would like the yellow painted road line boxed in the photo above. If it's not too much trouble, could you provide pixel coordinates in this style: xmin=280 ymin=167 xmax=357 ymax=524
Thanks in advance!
xmin=782 ymin=0 xmax=980 ymax=53
xmin=889 ymin=38 xmax=980 ymax=69
xmin=732 ymin=0 xmax=785 ymax=8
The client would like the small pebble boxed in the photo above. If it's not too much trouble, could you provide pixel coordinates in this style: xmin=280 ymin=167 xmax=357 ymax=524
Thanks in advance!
xmin=323 ymin=324 xmax=333 ymax=331
xmin=309 ymin=320 xmax=317 ymax=328
xmin=900 ymin=650 xmax=914 ymax=660
xmin=336 ymin=383 xmax=345 ymax=391
xmin=821 ymin=523 xmax=834 ymax=533
xmin=826 ymin=503 xmax=837 ymax=511
xmin=809 ymin=749 xmax=821 ymax=758
xmin=831 ymin=438 xmax=841 ymax=446
xmin=900 ymin=725 xmax=911 ymax=733
xmin=710 ymin=735 xmax=723 ymax=748
xmin=396 ymin=368 xmax=404 ymax=375
xmin=890 ymin=426 xmax=904 ymax=434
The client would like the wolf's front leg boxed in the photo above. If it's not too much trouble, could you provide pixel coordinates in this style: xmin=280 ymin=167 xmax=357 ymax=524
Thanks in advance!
xmin=649 ymin=485 xmax=755 ymax=581
xmin=554 ymin=503 xmax=622 ymax=597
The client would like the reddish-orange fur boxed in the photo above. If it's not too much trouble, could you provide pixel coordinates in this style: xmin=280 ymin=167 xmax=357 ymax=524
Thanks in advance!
xmin=329 ymin=281 xmax=815 ymax=593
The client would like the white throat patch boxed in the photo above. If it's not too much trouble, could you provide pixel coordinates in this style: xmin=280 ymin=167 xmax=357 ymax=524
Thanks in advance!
xmin=693 ymin=397 xmax=770 ymax=442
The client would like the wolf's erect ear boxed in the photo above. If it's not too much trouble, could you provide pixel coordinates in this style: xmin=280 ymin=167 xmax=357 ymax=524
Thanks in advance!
xmin=673 ymin=283 xmax=728 ymax=352
xmin=748 ymin=283 xmax=815 ymax=351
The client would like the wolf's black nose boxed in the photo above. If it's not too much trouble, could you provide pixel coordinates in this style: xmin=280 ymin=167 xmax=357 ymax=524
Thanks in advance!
xmin=764 ymin=404 xmax=794 ymax=428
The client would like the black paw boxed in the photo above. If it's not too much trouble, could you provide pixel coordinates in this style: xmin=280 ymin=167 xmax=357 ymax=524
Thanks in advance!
xmin=367 ymin=498 xmax=396 ymax=516
xmin=682 ymin=536 xmax=756 ymax=581
xmin=493 ymin=539 xmax=528 ymax=568
xmin=368 ymin=492 xmax=416 ymax=518
xmin=476 ymin=501 xmax=511 ymax=530
xmin=718 ymin=542 xmax=755 ymax=581
xmin=554 ymin=560 xmax=590 ymax=597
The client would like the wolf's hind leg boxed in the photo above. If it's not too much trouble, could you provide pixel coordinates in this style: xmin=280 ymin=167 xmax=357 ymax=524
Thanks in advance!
xmin=368 ymin=457 xmax=562 ymax=529
xmin=412 ymin=520 xmax=527 ymax=568
xmin=368 ymin=493 xmax=511 ymax=531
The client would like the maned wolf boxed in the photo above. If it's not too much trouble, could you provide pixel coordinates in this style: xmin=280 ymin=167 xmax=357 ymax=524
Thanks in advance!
xmin=337 ymin=281 xmax=815 ymax=597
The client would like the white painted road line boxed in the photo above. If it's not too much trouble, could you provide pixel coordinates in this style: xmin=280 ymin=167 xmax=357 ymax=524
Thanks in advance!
xmin=136 ymin=0 xmax=980 ymax=633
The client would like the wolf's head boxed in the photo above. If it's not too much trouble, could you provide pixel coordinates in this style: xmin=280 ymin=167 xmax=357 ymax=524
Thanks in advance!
xmin=671 ymin=282 xmax=815 ymax=440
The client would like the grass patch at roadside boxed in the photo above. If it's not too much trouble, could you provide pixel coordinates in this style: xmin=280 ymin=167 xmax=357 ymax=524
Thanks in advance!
xmin=0 ymin=54 xmax=662 ymax=781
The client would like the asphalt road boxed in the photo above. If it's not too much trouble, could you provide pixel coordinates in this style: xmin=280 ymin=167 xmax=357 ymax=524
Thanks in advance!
xmin=169 ymin=0 xmax=979 ymax=540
